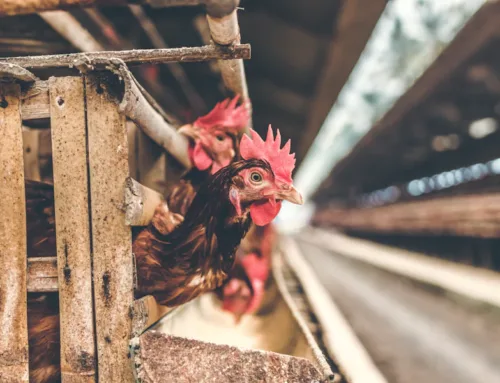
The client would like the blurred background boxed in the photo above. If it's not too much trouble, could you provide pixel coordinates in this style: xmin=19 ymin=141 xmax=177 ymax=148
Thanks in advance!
xmin=3 ymin=0 xmax=500 ymax=382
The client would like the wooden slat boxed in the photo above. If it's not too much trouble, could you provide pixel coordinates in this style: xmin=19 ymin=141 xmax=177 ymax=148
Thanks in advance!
xmin=21 ymin=80 xmax=50 ymax=121
xmin=317 ymin=193 xmax=500 ymax=238
xmin=49 ymin=76 xmax=96 ymax=382
xmin=27 ymin=257 xmax=58 ymax=293
xmin=22 ymin=127 xmax=41 ymax=181
xmin=0 ymin=83 xmax=29 ymax=382
xmin=86 ymin=73 xmax=135 ymax=382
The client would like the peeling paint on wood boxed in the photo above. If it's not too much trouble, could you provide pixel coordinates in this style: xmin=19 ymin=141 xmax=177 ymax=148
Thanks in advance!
xmin=0 ymin=82 xmax=29 ymax=382
xmin=49 ymin=76 xmax=96 ymax=382
xmin=133 ymin=332 xmax=324 ymax=383
xmin=86 ymin=73 xmax=135 ymax=383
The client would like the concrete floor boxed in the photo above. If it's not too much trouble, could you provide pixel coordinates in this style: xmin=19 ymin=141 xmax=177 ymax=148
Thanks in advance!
xmin=296 ymin=238 xmax=500 ymax=383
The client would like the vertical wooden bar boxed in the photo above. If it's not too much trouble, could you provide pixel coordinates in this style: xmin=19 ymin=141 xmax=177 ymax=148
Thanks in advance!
xmin=49 ymin=76 xmax=96 ymax=382
xmin=0 ymin=83 xmax=29 ymax=382
xmin=85 ymin=73 xmax=134 ymax=382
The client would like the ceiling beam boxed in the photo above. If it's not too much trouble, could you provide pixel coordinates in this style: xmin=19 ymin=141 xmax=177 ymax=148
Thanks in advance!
xmin=325 ymin=1 xmax=500 ymax=197
xmin=0 ymin=0 xmax=208 ymax=16
xmin=298 ymin=0 xmax=387 ymax=160
xmin=128 ymin=5 xmax=207 ymax=115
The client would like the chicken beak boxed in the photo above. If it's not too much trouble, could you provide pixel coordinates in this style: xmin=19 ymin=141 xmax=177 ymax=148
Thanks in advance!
xmin=277 ymin=186 xmax=303 ymax=205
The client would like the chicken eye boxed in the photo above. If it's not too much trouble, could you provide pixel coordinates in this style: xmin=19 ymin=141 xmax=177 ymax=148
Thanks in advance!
xmin=216 ymin=135 xmax=225 ymax=142
xmin=250 ymin=172 xmax=262 ymax=183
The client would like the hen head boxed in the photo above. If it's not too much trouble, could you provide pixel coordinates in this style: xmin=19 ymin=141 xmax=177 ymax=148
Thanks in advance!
xmin=178 ymin=95 xmax=249 ymax=174
xmin=229 ymin=125 xmax=302 ymax=226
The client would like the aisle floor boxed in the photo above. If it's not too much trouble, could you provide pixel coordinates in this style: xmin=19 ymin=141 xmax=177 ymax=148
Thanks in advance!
xmin=296 ymin=238 xmax=500 ymax=383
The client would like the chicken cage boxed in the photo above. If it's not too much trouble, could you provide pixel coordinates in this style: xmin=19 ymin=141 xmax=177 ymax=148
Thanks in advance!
xmin=0 ymin=26 xmax=341 ymax=383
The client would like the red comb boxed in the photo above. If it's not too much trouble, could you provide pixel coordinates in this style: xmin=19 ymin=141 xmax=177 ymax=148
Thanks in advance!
xmin=240 ymin=125 xmax=296 ymax=183
xmin=194 ymin=95 xmax=249 ymax=133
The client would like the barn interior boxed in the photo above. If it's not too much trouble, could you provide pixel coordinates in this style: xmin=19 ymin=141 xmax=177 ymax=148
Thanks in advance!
xmin=1 ymin=1 xmax=500 ymax=383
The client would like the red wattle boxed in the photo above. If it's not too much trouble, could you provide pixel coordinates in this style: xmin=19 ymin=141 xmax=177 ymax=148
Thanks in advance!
xmin=250 ymin=199 xmax=282 ymax=226
xmin=191 ymin=142 xmax=213 ymax=171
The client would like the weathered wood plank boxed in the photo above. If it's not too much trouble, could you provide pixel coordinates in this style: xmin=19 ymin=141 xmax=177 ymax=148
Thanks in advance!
xmin=22 ymin=127 xmax=41 ymax=181
xmin=2 ymin=44 xmax=251 ymax=69
xmin=0 ymin=83 xmax=29 ymax=382
xmin=27 ymin=257 xmax=58 ymax=293
xmin=49 ymin=76 xmax=96 ymax=382
xmin=21 ymin=80 xmax=50 ymax=121
xmin=86 ymin=73 xmax=135 ymax=382
xmin=316 ymin=193 xmax=500 ymax=238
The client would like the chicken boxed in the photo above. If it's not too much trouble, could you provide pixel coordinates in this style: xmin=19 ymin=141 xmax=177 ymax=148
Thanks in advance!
xmin=219 ymin=224 xmax=277 ymax=322
xmin=166 ymin=95 xmax=248 ymax=215
xmin=27 ymin=126 xmax=302 ymax=382
xmin=26 ymin=96 xmax=248 ymax=383
xmin=134 ymin=126 xmax=302 ymax=306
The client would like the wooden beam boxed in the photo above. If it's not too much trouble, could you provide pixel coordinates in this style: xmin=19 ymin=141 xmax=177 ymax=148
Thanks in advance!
xmin=1 ymin=44 xmax=251 ymax=69
xmin=315 ymin=192 xmax=500 ymax=238
xmin=21 ymin=80 xmax=50 ymax=121
xmin=204 ymin=3 xmax=252 ymax=129
xmin=50 ymin=76 xmax=97 ymax=381
xmin=27 ymin=257 xmax=58 ymax=292
xmin=86 ymin=72 xmax=135 ymax=382
xmin=0 ymin=83 xmax=29 ymax=382
xmin=298 ymin=0 xmax=387 ymax=160
xmin=124 ymin=177 xmax=164 ymax=226
xmin=129 ymin=4 xmax=207 ymax=115
xmin=327 ymin=1 xmax=500 ymax=196
xmin=0 ymin=0 xmax=214 ymax=16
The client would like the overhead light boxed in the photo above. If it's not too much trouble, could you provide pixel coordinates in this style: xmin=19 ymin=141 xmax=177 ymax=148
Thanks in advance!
xmin=468 ymin=118 xmax=498 ymax=139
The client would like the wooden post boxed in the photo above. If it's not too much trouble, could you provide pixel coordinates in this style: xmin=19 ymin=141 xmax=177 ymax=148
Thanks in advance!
xmin=49 ymin=76 xmax=96 ymax=382
xmin=85 ymin=73 xmax=135 ymax=382
xmin=0 ymin=83 xmax=29 ymax=382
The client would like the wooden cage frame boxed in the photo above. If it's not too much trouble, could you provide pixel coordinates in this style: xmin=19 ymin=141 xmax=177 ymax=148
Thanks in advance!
xmin=0 ymin=34 xmax=249 ymax=381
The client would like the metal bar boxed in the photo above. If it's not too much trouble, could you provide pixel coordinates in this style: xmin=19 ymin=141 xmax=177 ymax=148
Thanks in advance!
xmin=86 ymin=73 xmax=135 ymax=382
xmin=205 ymin=4 xmax=252 ymax=129
xmin=283 ymin=237 xmax=388 ymax=383
xmin=1 ymin=44 xmax=251 ymax=69
xmin=83 ymin=8 xmax=186 ymax=119
xmin=116 ymin=64 xmax=192 ymax=168
xmin=40 ymin=11 xmax=104 ymax=52
xmin=193 ymin=15 xmax=221 ymax=74
xmin=49 ymin=76 xmax=97 ymax=382
xmin=0 ymin=83 xmax=29 ymax=382
xmin=136 ymin=128 xmax=168 ymax=193
xmin=129 ymin=4 xmax=207 ymax=114
xmin=27 ymin=257 xmax=58 ymax=293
